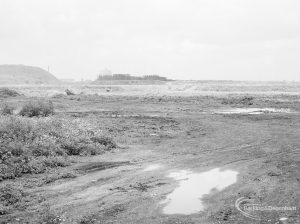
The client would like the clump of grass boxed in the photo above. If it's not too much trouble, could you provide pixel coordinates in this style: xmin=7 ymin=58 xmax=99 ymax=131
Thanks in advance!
xmin=19 ymin=100 xmax=54 ymax=117
xmin=0 ymin=104 xmax=15 ymax=115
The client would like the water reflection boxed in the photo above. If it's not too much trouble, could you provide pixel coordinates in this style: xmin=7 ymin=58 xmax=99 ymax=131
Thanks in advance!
xmin=215 ymin=108 xmax=293 ymax=114
xmin=161 ymin=168 xmax=238 ymax=215
xmin=143 ymin=164 xmax=162 ymax=172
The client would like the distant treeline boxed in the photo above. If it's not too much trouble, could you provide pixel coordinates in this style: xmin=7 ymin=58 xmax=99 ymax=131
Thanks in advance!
xmin=97 ymin=74 xmax=170 ymax=81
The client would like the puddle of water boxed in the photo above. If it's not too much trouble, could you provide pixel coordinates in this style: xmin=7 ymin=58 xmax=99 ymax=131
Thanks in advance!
xmin=161 ymin=168 xmax=238 ymax=215
xmin=279 ymin=217 xmax=288 ymax=224
xmin=143 ymin=164 xmax=162 ymax=172
xmin=216 ymin=108 xmax=293 ymax=115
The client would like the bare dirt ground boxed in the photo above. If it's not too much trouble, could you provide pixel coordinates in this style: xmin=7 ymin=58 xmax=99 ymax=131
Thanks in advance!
xmin=1 ymin=92 xmax=300 ymax=224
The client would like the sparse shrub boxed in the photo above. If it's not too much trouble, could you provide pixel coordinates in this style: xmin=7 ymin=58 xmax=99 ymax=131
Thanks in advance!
xmin=19 ymin=100 xmax=54 ymax=117
xmin=61 ymin=141 xmax=84 ymax=155
xmin=91 ymin=136 xmax=117 ymax=150
xmin=0 ymin=104 xmax=15 ymax=115
xmin=0 ymin=88 xmax=21 ymax=98
xmin=61 ymin=140 xmax=106 ymax=155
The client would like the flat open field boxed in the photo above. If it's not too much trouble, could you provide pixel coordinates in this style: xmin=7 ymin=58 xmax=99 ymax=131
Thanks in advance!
xmin=3 ymin=80 xmax=300 ymax=97
xmin=0 ymin=82 xmax=299 ymax=224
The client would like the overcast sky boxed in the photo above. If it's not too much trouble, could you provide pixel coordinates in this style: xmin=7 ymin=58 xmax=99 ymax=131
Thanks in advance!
xmin=0 ymin=0 xmax=299 ymax=81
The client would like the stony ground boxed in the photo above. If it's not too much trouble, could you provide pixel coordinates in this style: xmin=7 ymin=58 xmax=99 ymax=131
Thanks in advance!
xmin=1 ymin=94 xmax=300 ymax=224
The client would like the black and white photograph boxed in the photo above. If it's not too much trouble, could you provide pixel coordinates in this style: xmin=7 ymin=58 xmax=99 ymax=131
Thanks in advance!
xmin=0 ymin=0 xmax=299 ymax=223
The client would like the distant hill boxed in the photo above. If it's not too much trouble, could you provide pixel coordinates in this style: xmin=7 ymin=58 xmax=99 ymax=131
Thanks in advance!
xmin=0 ymin=65 xmax=60 ymax=84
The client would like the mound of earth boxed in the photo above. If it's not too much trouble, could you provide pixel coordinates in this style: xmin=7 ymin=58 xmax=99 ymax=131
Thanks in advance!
xmin=0 ymin=65 xmax=60 ymax=84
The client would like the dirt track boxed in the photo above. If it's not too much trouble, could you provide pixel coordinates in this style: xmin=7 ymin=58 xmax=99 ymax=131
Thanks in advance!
xmin=2 ymin=95 xmax=300 ymax=223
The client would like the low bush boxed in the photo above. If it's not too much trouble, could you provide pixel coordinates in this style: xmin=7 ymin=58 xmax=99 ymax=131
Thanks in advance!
xmin=0 ymin=116 xmax=116 ymax=181
xmin=19 ymin=101 xmax=54 ymax=117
